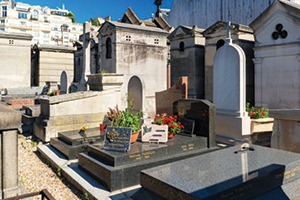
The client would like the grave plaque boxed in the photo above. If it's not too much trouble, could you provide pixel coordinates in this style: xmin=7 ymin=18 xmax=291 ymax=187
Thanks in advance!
xmin=141 ymin=124 xmax=168 ymax=143
xmin=178 ymin=118 xmax=195 ymax=137
xmin=104 ymin=127 xmax=132 ymax=152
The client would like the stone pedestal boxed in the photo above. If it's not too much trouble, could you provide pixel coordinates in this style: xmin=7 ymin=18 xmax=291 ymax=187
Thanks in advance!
xmin=0 ymin=105 xmax=21 ymax=198
xmin=270 ymin=109 xmax=300 ymax=154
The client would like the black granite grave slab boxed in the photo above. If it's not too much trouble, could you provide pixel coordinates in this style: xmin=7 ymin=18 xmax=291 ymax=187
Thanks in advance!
xmin=50 ymin=127 xmax=104 ymax=159
xmin=178 ymin=118 xmax=195 ymax=137
xmin=137 ymin=145 xmax=300 ymax=200
xmin=86 ymin=135 xmax=207 ymax=167
xmin=78 ymin=135 xmax=218 ymax=191
xmin=104 ymin=127 xmax=132 ymax=152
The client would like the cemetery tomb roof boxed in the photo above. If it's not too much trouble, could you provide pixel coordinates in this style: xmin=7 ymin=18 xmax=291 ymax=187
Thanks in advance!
xmin=99 ymin=21 xmax=169 ymax=34
xmin=168 ymin=25 xmax=205 ymax=40
xmin=202 ymin=21 xmax=253 ymax=37
xmin=0 ymin=32 xmax=33 ymax=40
xmin=121 ymin=7 xmax=142 ymax=25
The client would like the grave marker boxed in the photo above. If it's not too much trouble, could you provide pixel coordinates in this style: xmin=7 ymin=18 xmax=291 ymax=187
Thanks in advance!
xmin=178 ymin=118 xmax=195 ymax=137
xmin=141 ymin=124 xmax=168 ymax=143
xmin=104 ymin=127 xmax=132 ymax=152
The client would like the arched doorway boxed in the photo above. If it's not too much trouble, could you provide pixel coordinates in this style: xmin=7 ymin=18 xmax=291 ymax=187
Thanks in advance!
xmin=60 ymin=71 xmax=68 ymax=94
xmin=128 ymin=76 xmax=143 ymax=113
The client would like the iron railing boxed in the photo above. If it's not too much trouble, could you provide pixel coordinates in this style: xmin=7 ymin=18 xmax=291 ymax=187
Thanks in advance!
xmin=3 ymin=189 xmax=55 ymax=200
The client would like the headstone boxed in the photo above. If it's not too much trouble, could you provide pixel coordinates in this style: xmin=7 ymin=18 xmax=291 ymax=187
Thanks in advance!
xmin=135 ymin=145 xmax=300 ymax=200
xmin=104 ymin=127 xmax=132 ymax=152
xmin=141 ymin=124 xmax=168 ymax=143
xmin=174 ymin=99 xmax=216 ymax=147
xmin=60 ymin=71 xmax=68 ymax=94
xmin=156 ymin=77 xmax=188 ymax=115
xmin=213 ymin=21 xmax=250 ymax=143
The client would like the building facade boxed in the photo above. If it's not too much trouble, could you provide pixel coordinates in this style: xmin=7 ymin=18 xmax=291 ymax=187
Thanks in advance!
xmin=0 ymin=0 xmax=82 ymax=47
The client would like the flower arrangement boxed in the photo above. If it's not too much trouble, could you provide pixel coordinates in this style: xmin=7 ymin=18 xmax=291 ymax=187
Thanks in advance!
xmin=153 ymin=113 xmax=184 ymax=137
xmin=47 ymin=90 xmax=56 ymax=96
xmin=107 ymin=100 xmax=143 ymax=133
xmin=246 ymin=102 xmax=269 ymax=119
xmin=79 ymin=126 xmax=87 ymax=136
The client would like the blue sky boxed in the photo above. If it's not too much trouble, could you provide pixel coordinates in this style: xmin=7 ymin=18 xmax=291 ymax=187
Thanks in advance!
xmin=17 ymin=0 xmax=174 ymax=23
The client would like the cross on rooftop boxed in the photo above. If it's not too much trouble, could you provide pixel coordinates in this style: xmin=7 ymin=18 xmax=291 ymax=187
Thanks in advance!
xmin=225 ymin=21 xmax=235 ymax=44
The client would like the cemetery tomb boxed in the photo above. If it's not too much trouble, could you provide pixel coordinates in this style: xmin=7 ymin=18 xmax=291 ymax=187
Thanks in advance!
xmin=50 ymin=127 xmax=104 ymax=159
xmin=133 ymin=145 xmax=300 ymax=200
xmin=78 ymin=100 xmax=218 ymax=191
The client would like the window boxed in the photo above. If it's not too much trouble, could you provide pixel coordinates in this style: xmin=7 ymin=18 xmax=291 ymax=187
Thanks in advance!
xmin=43 ymin=32 xmax=49 ymax=38
xmin=53 ymin=27 xmax=58 ymax=31
xmin=72 ymin=27 xmax=76 ymax=31
xmin=32 ymin=10 xmax=39 ymax=20
xmin=20 ymin=29 xmax=26 ymax=33
xmin=179 ymin=41 xmax=185 ymax=52
xmin=18 ymin=13 xmax=27 ymax=19
xmin=33 ymin=39 xmax=38 ymax=44
xmin=0 ymin=20 xmax=4 ymax=24
xmin=2 ymin=6 xmax=7 ymax=17
xmin=106 ymin=37 xmax=112 ymax=59
xmin=0 ymin=28 xmax=4 ymax=32
xmin=54 ymin=40 xmax=58 ymax=45
xmin=216 ymin=40 xmax=225 ymax=50
xmin=44 ymin=17 xmax=49 ymax=22
xmin=33 ymin=31 xmax=39 ymax=36
xmin=64 ymin=41 xmax=69 ymax=46
xmin=126 ymin=35 xmax=131 ymax=42
xmin=154 ymin=38 xmax=159 ymax=44
xmin=20 ymin=21 xmax=26 ymax=25
xmin=43 ymin=40 xmax=49 ymax=45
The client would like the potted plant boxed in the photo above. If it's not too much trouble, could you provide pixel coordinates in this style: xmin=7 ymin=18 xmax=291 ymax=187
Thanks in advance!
xmin=152 ymin=113 xmax=184 ymax=139
xmin=246 ymin=103 xmax=273 ymax=135
xmin=107 ymin=100 xmax=143 ymax=143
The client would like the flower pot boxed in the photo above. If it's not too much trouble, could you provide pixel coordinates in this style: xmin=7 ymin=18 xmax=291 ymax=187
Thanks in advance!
xmin=168 ymin=132 xmax=175 ymax=139
xmin=131 ymin=130 xmax=140 ymax=144
xmin=56 ymin=90 xmax=61 ymax=95
xmin=250 ymin=118 xmax=274 ymax=134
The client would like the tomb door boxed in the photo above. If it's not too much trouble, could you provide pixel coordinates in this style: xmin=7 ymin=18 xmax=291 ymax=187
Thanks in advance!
xmin=60 ymin=71 xmax=68 ymax=94
xmin=128 ymin=76 xmax=143 ymax=114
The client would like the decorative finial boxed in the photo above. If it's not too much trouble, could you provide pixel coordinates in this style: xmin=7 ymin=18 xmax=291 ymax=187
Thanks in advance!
xmin=155 ymin=0 xmax=163 ymax=17
xmin=226 ymin=21 xmax=235 ymax=44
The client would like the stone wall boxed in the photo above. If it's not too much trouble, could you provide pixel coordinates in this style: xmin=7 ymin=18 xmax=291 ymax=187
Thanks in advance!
xmin=0 ymin=32 xmax=32 ymax=89
xmin=166 ymin=0 xmax=284 ymax=29
xmin=32 ymin=45 xmax=75 ymax=87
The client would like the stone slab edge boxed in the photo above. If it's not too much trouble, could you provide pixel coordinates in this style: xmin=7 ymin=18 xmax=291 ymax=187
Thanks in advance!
xmin=37 ymin=144 xmax=139 ymax=200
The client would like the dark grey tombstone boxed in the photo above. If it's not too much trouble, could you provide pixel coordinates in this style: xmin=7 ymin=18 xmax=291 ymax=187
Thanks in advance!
xmin=174 ymin=99 xmax=216 ymax=148
xmin=135 ymin=145 xmax=300 ymax=200
xmin=60 ymin=71 xmax=68 ymax=94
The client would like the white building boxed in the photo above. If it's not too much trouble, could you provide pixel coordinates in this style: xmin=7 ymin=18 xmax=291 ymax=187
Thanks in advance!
xmin=0 ymin=0 xmax=83 ymax=47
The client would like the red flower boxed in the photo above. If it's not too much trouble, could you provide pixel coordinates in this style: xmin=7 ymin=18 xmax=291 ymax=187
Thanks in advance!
xmin=182 ymin=125 xmax=185 ymax=129
xmin=171 ymin=124 xmax=175 ymax=128
xmin=259 ymin=110 xmax=262 ymax=113
xmin=100 ymin=124 xmax=104 ymax=130
xmin=250 ymin=112 xmax=255 ymax=116
xmin=168 ymin=124 xmax=171 ymax=127
xmin=155 ymin=114 xmax=159 ymax=118
xmin=175 ymin=115 xmax=178 ymax=118
xmin=262 ymin=112 xmax=265 ymax=117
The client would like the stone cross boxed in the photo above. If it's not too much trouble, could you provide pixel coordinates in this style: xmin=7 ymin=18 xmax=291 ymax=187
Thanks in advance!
xmin=225 ymin=21 xmax=235 ymax=44
xmin=78 ymin=22 xmax=91 ymax=91
xmin=155 ymin=0 xmax=163 ymax=17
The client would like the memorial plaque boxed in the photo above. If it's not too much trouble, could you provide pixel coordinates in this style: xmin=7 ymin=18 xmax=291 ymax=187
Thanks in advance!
xmin=173 ymin=99 xmax=202 ymax=118
xmin=178 ymin=118 xmax=195 ymax=137
xmin=104 ymin=127 xmax=132 ymax=152
xmin=141 ymin=124 xmax=168 ymax=143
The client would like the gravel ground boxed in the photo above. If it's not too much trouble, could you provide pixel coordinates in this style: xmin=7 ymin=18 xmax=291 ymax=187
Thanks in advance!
xmin=18 ymin=133 xmax=86 ymax=200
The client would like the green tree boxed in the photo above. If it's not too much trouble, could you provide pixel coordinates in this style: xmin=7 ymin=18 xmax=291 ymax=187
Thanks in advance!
xmin=67 ymin=12 xmax=76 ymax=23
xmin=90 ymin=18 xmax=102 ymax=27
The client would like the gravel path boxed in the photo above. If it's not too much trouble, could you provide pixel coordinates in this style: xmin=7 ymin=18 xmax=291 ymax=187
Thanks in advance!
xmin=18 ymin=133 xmax=85 ymax=200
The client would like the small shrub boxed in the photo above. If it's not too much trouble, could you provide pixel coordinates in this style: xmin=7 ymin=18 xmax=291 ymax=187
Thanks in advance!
xmin=246 ymin=102 xmax=269 ymax=119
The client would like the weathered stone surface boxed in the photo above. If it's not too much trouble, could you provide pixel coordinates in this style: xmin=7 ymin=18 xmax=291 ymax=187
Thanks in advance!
xmin=270 ymin=109 xmax=300 ymax=153
xmin=87 ymin=73 xmax=124 ymax=91
xmin=155 ymin=77 xmax=188 ymax=115
xmin=0 ymin=105 xmax=21 ymax=130
xmin=138 ymin=145 xmax=300 ymax=200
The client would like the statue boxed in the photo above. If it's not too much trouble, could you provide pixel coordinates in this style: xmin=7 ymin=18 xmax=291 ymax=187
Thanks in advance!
xmin=155 ymin=0 xmax=163 ymax=17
